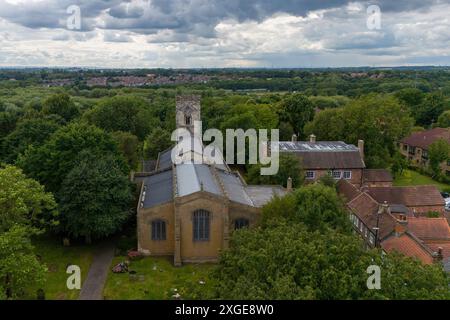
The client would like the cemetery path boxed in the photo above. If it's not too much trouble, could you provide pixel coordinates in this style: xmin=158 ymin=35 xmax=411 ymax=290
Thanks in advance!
xmin=78 ymin=241 xmax=115 ymax=300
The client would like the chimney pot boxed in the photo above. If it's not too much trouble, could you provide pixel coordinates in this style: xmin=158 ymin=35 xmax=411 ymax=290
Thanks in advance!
xmin=287 ymin=177 xmax=293 ymax=192
xmin=309 ymin=134 xmax=316 ymax=143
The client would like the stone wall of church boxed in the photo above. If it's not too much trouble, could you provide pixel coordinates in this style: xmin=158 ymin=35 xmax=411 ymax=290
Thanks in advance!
xmin=176 ymin=192 xmax=228 ymax=263
xmin=137 ymin=202 xmax=175 ymax=256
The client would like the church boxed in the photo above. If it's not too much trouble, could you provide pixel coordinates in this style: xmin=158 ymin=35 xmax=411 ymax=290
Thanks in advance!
xmin=136 ymin=95 xmax=287 ymax=266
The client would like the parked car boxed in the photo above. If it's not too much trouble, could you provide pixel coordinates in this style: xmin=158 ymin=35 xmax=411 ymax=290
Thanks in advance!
xmin=441 ymin=192 xmax=450 ymax=199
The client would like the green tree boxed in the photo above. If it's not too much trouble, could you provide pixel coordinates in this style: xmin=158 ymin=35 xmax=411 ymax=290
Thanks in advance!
xmin=85 ymin=96 xmax=157 ymax=140
xmin=246 ymin=153 xmax=303 ymax=188
xmin=1 ymin=116 xmax=62 ymax=163
xmin=278 ymin=94 xmax=314 ymax=138
xmin=143 ymin=127 xmax=172 ymax=160
xmin=18 ymin=122 xmax=127 ymax=193
xmin=112 ymin=131 xmax=140 ymax=170
xmin=428 ymin=138 xmax=450 ymax=177
xmin=414 ymin=92 xmax=446 ymax=126
xmin=262 ymin=184 xmax=350 ymax=233
xmin=304 ymin=94 xmax=414 ymax=168
xmin=42 ymin=93 xmax=80 ymax=122
xmin=208 ymin=223 xmax=450 ymax=300
xmin=58 ymin=151 xmax=132 ymax=243
xmin=0 ymin=226 xmax=47 ymax=299
xmin=436 ymin=110 xmax=450 ymax=128
xmin=391 ymin=152 xmax=408 ymax=178
xmin=0 ymin=165 xmax=58 ymax=233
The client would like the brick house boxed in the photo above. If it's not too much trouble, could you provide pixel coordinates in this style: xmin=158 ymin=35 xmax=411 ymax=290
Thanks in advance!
xmin=136 ymin=96 xmax=287 ymax=266
xmin=278 ymin=135 xmax=366 ymax=187
xmin=338 ymin=180 xmax=449 ymax=268
xmin=362 ymin=169 xmax=393 ymax=188
xmin=366 ymin=185 xmax=445 ymax=216
xmin=399 ymin=128 xmax=450 ymax=175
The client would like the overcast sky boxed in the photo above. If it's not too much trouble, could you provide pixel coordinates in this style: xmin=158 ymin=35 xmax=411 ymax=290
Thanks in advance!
xmin=0 ymin=0 xmax=449 ymax=68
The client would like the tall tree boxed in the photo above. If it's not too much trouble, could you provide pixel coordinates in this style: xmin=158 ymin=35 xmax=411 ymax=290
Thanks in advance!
xmin=436 ymin=110 xmax=450 ymax=128
xmin=0 ymin=165 xmax=58 ymax=233
xmin=143 ymin=127 xmax=172 ymax=160
xmin=0 ymin=226 xmax=47 ymax=299
xmin=278 ymin=94 xmax=314 ymax=138
xmin=428 ymin=138 xmax=450 ymax=177
xmin=112 ymin=131 xmax=140 ymax=170
xmin=42 ymin=93 xmax=80 ymax=122
xmin=208 ymin=223 xmax=450 ymax=300
xmin=85 ymin=96 xmax=157 ymax=140
xmin=246 ymin=153 xmax=304 ymax=188
xmin=414 ymin=92 xmax=446 ymax=127
xmin=304 ymin=94 xmax=414 ymax=168
xmin=1 ymin=115 xmax=62 ymax=163
xmin=18 ymin=122 xmax=127 ymax=193
xmin=58 ymin=152 xmax=132 ymax=243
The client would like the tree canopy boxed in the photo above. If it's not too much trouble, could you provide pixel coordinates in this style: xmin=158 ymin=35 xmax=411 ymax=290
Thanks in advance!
xmin=18 ymin=122 xmax=127 ymax=193
xmin=0 ymin=165 xmax=58 ymax=233
xmin=58 ymin=151 xmax=132 ymax=242
xmin=84 ymin=96 xmax=158 ymax=140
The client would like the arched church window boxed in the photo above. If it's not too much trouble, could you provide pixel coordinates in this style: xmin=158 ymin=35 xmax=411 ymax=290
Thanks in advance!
xmin=185 ymin=114 xmax=192 ymax=125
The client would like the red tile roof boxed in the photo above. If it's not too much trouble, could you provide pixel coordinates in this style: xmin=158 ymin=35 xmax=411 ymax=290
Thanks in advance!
xmin=337 ymin=179 xmax=361 ymax=202
xmin=382 ymin=233 xmax=434 ymax=265
xmin=401 ymin=128 xmax=450 ymax=150
xmin=367 ymin=186 xmax=445 ymax=207
xmin=407 ymin=218 xmax=450 ymax=241
xmin=363 ymin=169 xmax=393 ymax=182
xmin=347 ymin=193 xmax=396 ymax=240
xmin=427 ymin=242 xmax=450 ymax=259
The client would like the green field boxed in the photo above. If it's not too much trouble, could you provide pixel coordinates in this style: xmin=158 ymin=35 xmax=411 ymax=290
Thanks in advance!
xmin=29 ymin=237 xmax=94 ymax=300
xmin=103 ymin=257 xmax=214 ymax=300
xmin=393 ymin=169 xmax=450 ymax=191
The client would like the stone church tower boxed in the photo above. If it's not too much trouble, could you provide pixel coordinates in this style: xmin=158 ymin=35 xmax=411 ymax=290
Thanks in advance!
xmin=176 ymin=95 xmax=201 ymax=133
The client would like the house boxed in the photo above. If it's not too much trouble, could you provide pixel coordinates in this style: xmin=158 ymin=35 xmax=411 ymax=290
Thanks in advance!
xmin=278 ymin=135 xmax=366 ymax=187
xmin=399 ymin=128 xmax=450 ymax=175
xmin=136 ymin=96 xmax=287 ymax=266
xmin=338 ymin=180 xmax=449 ymax=268
xmin=366 ymin=185 xmax=445 ymax=215
xmin=362 ymin=169 xmax=393 ymax=187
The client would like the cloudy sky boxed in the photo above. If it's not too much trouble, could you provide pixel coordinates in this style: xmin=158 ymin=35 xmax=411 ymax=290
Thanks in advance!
xmin=0 ymin=0 xmax=449 ymax=68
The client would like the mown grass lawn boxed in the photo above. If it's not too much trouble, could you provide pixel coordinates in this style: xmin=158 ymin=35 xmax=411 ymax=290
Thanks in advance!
xmin=103 ymin=256 xmax=214 ymax=300
xmin=393 ymin=169 xmax=450 ymax=191
xmin=29 ymin=236 xmax=94 ymax=300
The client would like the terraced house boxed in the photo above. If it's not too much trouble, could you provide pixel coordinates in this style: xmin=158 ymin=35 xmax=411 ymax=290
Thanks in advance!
xmin=135 ymin=96 xmax=287 ymax=266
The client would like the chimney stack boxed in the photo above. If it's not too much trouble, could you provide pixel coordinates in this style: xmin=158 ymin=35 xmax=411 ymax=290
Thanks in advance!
xmin=433 ymin=247 xmax=444 ymax=262
xmin=287 ymin=177 xmax=293 ymax=192
xmin=358 ymin=140 xmax=365 ymax=160
xmin=309 ymin=134 xmax=316 ymax=143
xmin=291 ymin=134 xmax=297 ymax=142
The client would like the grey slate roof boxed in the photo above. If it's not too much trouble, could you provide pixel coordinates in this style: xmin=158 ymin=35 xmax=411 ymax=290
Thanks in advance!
xmin=157 ymin=149 xmax=173 ymax=170
xmin=141 ymin=169 xmax=173 ymax=208
xmin=216 ymin=169 xmax=254 ymax=206
xmin=277 ymin=141 xmax=365 ymax=169
xmin=278 ymin=141 xmax=359 ymax=152
xmin=176 ymin=163 xmax=222 ymax=198
xmin=245 ymin=186 xmax=288 ymax=208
